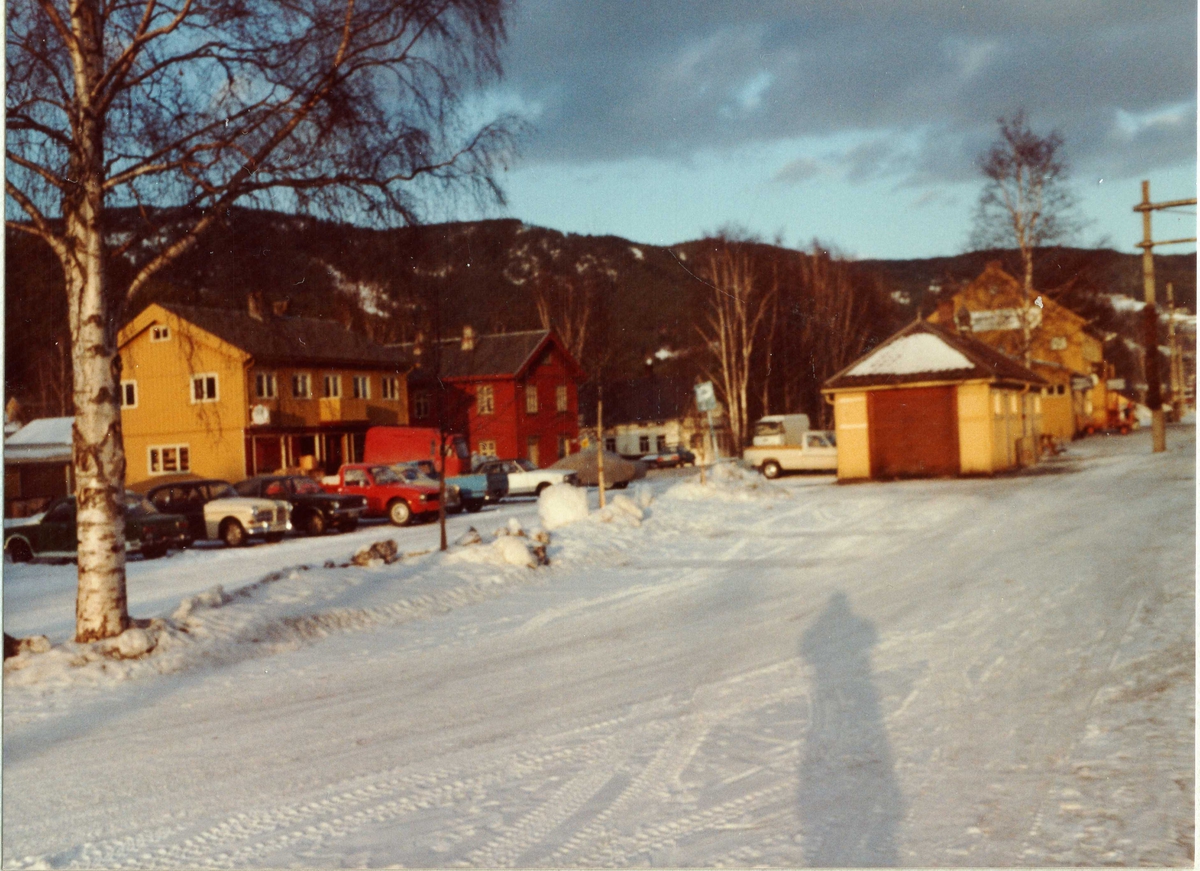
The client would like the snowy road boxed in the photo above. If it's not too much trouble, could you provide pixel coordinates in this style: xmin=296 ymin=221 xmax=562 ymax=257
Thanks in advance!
xmin=3 ymin=427 xmax=1194 ymax=867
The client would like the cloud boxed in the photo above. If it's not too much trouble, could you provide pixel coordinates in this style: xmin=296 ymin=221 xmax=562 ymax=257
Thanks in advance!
xmin=774 ymin=157 xmax=824 ymax=186
xmin=498 ymin=0 xmax=1197 ymax=184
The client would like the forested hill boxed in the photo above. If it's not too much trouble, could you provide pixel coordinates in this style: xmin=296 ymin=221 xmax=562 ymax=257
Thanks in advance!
xmin=6 ymin=207 xmax=1195 ymax=420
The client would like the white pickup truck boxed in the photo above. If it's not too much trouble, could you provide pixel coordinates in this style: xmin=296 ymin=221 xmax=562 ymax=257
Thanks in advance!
xmin=742 ymin=414 xmax=837 ymax=478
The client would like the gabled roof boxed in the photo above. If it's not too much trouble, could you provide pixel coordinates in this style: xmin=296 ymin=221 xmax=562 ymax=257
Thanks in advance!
xmin=824 ymin=320 xmax=1045 ymax=391
xmin=398 ymin=330 xmax=583 ymax=380
xmin=5 ymin=416 xmax=73 ymax=463
xmin=136 ymin=303 xmax=403 ymax=369
xmin=578 ymin=376 xmax=697 ymax=427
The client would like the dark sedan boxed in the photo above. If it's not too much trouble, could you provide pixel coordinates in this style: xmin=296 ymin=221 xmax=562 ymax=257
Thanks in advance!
xmin=4 ymin=492 xmax=192 ymax=562
xmin=234 ymin=474 xmax=366 ymax=535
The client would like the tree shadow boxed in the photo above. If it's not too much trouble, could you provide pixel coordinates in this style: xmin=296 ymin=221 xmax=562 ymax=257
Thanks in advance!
xmin=798 ymin=592 xmax=903 ymax=866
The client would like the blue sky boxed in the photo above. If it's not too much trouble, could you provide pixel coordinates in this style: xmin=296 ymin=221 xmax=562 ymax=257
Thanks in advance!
xmin=461 ymin=0 xmax=1197 ymax=260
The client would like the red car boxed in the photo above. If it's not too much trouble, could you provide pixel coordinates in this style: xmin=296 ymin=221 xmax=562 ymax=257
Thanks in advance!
xmin=322 ymin=464 xmax=440 ymax=526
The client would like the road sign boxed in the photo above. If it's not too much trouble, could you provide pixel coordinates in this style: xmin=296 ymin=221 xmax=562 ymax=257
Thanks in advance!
xmin=694 ymin=381 xmax=717 ymax=412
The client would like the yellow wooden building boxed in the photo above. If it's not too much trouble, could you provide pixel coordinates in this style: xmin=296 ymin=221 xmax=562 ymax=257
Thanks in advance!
xmin=118 ymin=302 xmax=410 ymax=485
xmin=928 ymin=262 xmax=1108 ymax=440
xmin=823 ymin=320 xmax=1046 ymax=481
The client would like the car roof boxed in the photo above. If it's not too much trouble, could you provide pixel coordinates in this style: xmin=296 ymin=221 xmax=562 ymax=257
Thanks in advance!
xmin=137 ymin=477 xmax=232 ymax=494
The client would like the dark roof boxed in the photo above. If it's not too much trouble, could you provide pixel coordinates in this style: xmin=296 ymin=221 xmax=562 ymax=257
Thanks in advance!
xmin=150 ymin=303 xmax=402 ymax=369
xmin=823 ymin=320 xmax=1046 ymax=391
xmin=578 ymin=376 xmax=697 ymax=427
xmin=397 ymin=330 xmax=576 ymax=380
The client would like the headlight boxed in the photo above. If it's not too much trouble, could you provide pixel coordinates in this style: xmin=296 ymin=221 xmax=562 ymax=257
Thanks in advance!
xmin=421 ymin=492 xmax=438 ymax=502
xmin=254 ymin=508 xmax=273 ymax=522
xmin=329 ymin=500 xmax=339 ymax=510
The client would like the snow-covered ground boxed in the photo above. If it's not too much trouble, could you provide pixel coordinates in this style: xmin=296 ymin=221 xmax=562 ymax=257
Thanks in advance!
xmin=3 ymin=427 xmax=1194 ymax=867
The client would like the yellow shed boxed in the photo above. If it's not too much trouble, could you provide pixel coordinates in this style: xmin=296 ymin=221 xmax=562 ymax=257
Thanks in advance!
xmin=823 ymin=321 xmax=1046 ymax=481
xmin=118 ymin=302 xmax=411 ymax=485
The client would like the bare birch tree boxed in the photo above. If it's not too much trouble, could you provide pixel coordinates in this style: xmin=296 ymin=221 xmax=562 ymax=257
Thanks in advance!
xmin=6 ymin=0 xmax=518 ymax=641
xmin=969 ymin=110 xmax=1078 ymax=364
xmin=696 ymin=242 xmax=778 ymax=449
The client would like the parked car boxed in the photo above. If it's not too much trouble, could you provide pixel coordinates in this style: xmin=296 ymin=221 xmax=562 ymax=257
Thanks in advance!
xmin=744 ymin=430 xmax=838 ymax=478
xmin=391 ymin=461 xmax=463 ymax=513
xmin=640 ymin=448 xmax=695 ymax=469
xmin=234 ymin=475 xmax=366 ymax=535
xmin=363 ymin=426 xmax=507 ymax=512
xmin=4 ymin=491 xmax=192 ymax=562
xmin=138 ymin=477 xmax=291 ymax=546
xmin=474 ymin=458 xmax=577 ymax=498
xmin=321 ymin=463 xmax=440 ymax=526
xmin=549 ymin=449 xmax=647 ymax=488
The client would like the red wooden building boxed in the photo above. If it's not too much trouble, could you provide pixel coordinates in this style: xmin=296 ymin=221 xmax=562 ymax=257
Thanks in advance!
xmin=399 ymin=327 xmax=584 ymax=467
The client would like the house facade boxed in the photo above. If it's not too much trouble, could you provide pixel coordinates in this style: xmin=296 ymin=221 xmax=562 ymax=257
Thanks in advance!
xmin=399 ymin=328 xmax=584 ymax=468
xmin=118 ymin=302 xmax=410 ymax=484
xmin=928 ymin=262 xmax=1108 ymax=440
xmin=4 ymin=416 xmax=74 ymax=517
xmin=823 ymin=320 xmax=1046 ymax=481
xmin=577 ymin=376 xmax=729 ymax=462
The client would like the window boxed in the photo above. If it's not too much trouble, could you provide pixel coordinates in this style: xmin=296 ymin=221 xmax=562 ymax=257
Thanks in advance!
xmin=478 ymin=440 xmax=497 ymax=457
xmin=381 ymin=377 xmax=400 ymax=401
xmin=1050 ymin=336 xmax=1068 ymax=351
xmin=323 ymin=374 xmax=341 ymax=398
xmin=119 ymin=380 xmax=138 ymax=408
xmin=292 ymin=373 xmax=311 ymax=398
xmin=525 ymin=384 xmax=539 ymax=414
xmin=605 ymin=437 xmax=617 ymax=453
xmin=151 ymin=325 xmax=171 ymax=342
xmin=352 ymin=375 xmax=370 ymax=399
xmin=149 ymin=444 xmax=190 ymax=474
xmin=656 ymin=434 xmax=667 ymax=452
xmin=639 ymin=435 xmax=650 ymax=453
xmin=413 ymin=391 xmax=431 ymax=419
xmin=191 ymin=373 xmax=218 ymax=403
xmin=477 ymin=384 xmax=494 ymax=415
xmin=255 ymin=372 xmax=276 ymax=399
xmin=556 ymin=385 xmax=568 ymax=413
xmin=527 ymin=436 xmax=540 ymax=467
xmin=1009 ymin=394 xmax=1018 ymax=413
xmin=558 ymin=435 xmax=569 ymax=459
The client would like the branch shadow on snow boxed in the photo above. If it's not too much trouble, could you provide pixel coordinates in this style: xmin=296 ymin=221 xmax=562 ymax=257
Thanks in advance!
xmin=797 ymin=592 xmax=903 ymax=866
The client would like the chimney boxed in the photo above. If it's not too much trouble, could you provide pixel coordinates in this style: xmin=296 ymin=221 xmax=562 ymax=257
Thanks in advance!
xmin=272 ymin=299 xmax=289 ymax=317
xmin=247 ymin=291 xmax=265 ymax=321
xmin=413 ymin=330 xmax=426 ymax=366
xmin=461 ymin=324 xmax=476 ymax=351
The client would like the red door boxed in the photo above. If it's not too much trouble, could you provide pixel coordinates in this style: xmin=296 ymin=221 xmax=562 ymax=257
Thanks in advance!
xmin=868 ymin=386 xmax=960 ymax=479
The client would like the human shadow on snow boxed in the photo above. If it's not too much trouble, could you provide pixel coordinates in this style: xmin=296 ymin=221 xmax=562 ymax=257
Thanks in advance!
xmin=798 ymin=591 xmax=904 ymax=866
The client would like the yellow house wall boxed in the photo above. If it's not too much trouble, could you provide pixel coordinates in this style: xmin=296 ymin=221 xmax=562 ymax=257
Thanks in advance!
xmin=1041 ymin=391 xmax=1075 ymax=439
xmin=120 ymin=311 xmax=249 ymax=485
xmin=246 ymin=365 xmax=408 ymax=428
xmin=830 ymin=392 xmax=870 ymax=480
xmin=956 ymin=382 xmax=994 ymax=474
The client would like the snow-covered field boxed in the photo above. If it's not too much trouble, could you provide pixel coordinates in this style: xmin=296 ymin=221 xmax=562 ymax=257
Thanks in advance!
xmin=3 ymin=426 xmax=1194 ymax=867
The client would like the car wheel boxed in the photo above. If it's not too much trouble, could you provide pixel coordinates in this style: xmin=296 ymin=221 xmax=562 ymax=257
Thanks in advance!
xmin=761 ymin=460 xmax=782 ymax=479
xmin=140 ymin=543 xmax=167 ymax=559
xmin=5 ymin=538 xmax=33 ymax=563
xmin=337 ymin=518 xmax=359 ymax=533
xmin=388 ymin=499 xmax=412 ymax=526
xmin=220 ymin=519 xmax=247 ymax=547
xmin=265 ymin=531 xmax=285 ymax=544
xmin=464 ymin=499 xmax=483 ymax=513
xmin=305 ymin=511 xmax=326 ymax=536
xmin=535 ymin=482 xmax=551 ymax=496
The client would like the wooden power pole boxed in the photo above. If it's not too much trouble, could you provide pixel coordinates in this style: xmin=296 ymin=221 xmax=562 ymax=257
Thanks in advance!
xmin=1134 ymin=180 xmax=1196 ymax=453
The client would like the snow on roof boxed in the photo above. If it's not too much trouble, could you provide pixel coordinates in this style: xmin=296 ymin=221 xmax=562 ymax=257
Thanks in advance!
xmin=846 ymin=333 xmax=972 ymax=377
xmin=6 ymin=417 xmax=73 ymax=446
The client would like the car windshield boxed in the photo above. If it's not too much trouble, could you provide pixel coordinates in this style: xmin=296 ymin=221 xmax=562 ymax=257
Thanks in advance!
xmin=291 ymin=477 xmax=323 ymax=494
xmin=370 ymin=466 xmax=402 ymax=484
xmin=514 ymin=459 xmax=537 ymax=472
xmin=416 ymin=461 xmax=439 ymax=479
xmin=754 ymin=421 xmax=784 ymax=437
xmin=122 ymin=492 xmax=158 ymax=515
xmin=209 ymin=483 xmax=238 ymax=499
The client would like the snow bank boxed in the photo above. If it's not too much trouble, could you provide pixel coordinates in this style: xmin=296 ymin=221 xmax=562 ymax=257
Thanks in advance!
xmin=663 ymin=461 xmax=794 ymax=502
xmin=539 ymin=482 xmax=589 ymax=529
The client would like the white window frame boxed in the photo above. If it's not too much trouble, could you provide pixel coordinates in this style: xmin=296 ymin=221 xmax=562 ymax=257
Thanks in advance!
xmin=477 ymin=439 xmax=497 ymax=457
xmin=120 ymin=380 xmax=138 ymax=408
xmin=148 ymin=444 xmax=190 ymax=475
xmin=255 ymin=371 xmax=277 ymax=399
xmin=151 ymin=325 xmax=171 ymax=342
xmin=292 ymin=373 xmax=311 ymax=399
xmin=323 ymin=374 xmax=341 ymax=398
xmin=639 ymin=435 xmax=650 ymax=453
xmin=190 ymin=373 xmax=218 ymax=403
xmin=477 ymin=384 xmax=494 ymax=415
xmin=352 ymin=375 xmax=370 ymax=399
xmin=605 ymin=437 xmax=617 ymax=453
xmin=556 ymin=384 xmax=568 ymax=413
xmin=525 ymin=384 xmax=539 ymax=414
xmin=381 ymin=377 xmax=400 ymax=401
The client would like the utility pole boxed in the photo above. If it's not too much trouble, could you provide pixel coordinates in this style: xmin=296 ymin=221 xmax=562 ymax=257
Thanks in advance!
xmin=1166 ymin=283 xmax=1184 ymax=423
xmin=1134 ymin=180 xmax=1197 ymax=453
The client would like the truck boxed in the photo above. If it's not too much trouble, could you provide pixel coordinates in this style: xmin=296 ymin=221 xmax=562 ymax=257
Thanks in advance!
xmin=362 ymin=427 xmax=507 ymax=513
xmin=321 ymin=463 xmax=441 ymax=526
xmin=742 ymin=414 xmax=838 ymax=478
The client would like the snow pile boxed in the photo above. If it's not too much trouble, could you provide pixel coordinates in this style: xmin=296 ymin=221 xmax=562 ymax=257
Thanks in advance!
xmin=591 ymin=493 xmax=645 ymax=526
xmin=539 ymin=482 xmax=589 ymax=529
xmin=448 ymin=518 xmax=550 ymax=569
xmin=663 ymin=461 xmax=793 ymax=502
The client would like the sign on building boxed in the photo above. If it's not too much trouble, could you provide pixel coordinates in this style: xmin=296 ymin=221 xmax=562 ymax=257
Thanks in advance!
xmin=970 ymin=307 xmax=1043 ymax=332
